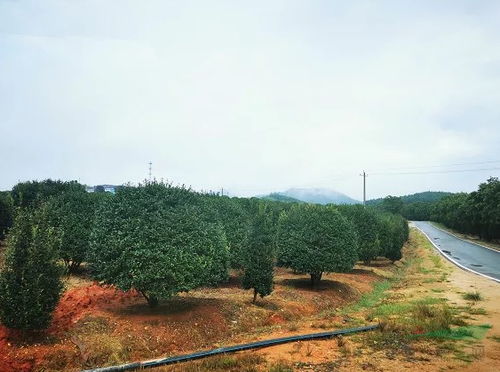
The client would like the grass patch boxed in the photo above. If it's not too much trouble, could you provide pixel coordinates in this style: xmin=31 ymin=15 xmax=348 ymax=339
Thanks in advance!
xmin=268 ymin=361 xmax=294 ymax=372
xmin=421 ymin=324 xmax=491 ymax=340
xmin=371 ymin=303 xmax=411 ymax=317
xmin=430 ymin=288 xmax=444 ymax=293
xmin=342 ymin=280 xmax=392 ymax=314
xmin=411 ymin=296 xmax=446 ymax=305
xmin=488 ymin=335 xmax=500 ymax=342
xmin=423 ymin=327 xmax=474 ymax=340
xmin=462 ymin=291 xmax=483 ymax=302
xmin=162 ymin=354 xmax=265 ymax=372
xmin=467 ymin=307 xmax=487 ymax=315
xmin=429 ymin=255 xmax=444 ymax=269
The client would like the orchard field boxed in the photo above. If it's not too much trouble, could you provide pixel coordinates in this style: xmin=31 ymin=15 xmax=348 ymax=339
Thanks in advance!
xmin=0 ymin=179 xmax=426 ymax=371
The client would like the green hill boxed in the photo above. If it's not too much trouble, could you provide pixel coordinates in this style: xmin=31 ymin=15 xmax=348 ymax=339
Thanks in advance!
xmin=367 ymin=191 xmax=453 ymax=205
xmin=260 ymin=193 xmax=303 ymax=203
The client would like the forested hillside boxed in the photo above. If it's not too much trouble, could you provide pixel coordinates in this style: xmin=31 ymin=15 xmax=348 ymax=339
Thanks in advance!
xmin=261 ymin=188 xmax=359 ymax=205
xmin=367 ymin=191 xmax=452 ymax=205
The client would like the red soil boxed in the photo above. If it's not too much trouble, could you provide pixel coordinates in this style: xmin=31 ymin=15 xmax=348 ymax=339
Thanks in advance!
xmin=0 ymin=267 xmax=382 ymax=372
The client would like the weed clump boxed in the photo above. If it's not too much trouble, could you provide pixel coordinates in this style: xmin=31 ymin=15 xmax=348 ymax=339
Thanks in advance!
xmin=462 ymin=291 xmax=483 ymax=302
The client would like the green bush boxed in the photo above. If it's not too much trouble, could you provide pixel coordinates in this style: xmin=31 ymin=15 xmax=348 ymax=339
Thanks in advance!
xmin=337 ymin=205 xmax=381 ymax=264
xmin=277 ymin=204 xmax=358 ymax=287
xmin=0 ymin=191 xmax=13 ymax=240
xmin=47 ymin=190 xmax=98 ymax=272
xmin=11 ymin=179 xmax=85 ymax=208
xmin=88 ymin=182 xmax=229 ymax=307
xmin=242 ymin=205 xmax=275 ymax=302
xmin=377 ymin=212 xmax=407 ymax=262
xmin=0 ymin=206 xmax=64 ymax=330
xmin=201 ymin=195 xmax=250 ymax=268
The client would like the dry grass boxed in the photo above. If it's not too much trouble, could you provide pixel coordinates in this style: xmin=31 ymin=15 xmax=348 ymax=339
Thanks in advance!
xmin=158 ymin=354 xmax=265 ymax=372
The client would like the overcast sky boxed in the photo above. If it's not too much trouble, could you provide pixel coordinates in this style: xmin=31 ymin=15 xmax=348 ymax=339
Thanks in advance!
xmin=1 ymin=1 xmax=500 ymax=199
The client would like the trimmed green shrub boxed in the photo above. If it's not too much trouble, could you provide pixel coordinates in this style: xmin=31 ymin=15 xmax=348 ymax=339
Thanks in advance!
xmin=338 ymin=205 xmax=381 ymax=264
xmin=11 ymin=179 xmax=85 ymax=208
xmin=201 ymin=195 xmax=250 ymax=268
xmin=242 ymin=205 xmax=275 ymax=302
xmin=88 ymin=182 xmax=229 ymax=307
xmin=0 ymin=206 xmax=64 ymax=330
xmin=0 ymin=191 xmax=13 ymax=240
xmin=47 ymin=190 xmax=98 ymax=272
xmin=378 ymin=212 xmax=407 ymax=262
xmin=277 ymin=204 xmax=358 ymax=287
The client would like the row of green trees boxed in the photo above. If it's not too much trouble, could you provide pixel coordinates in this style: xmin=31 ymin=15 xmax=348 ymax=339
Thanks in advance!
xmin=431 ymin=177 xmax=500 ymax=241
xmin=372 ymin=177 xmax=500 ymax=241
xmin=0 ymin=180 xmax=409 ymax=330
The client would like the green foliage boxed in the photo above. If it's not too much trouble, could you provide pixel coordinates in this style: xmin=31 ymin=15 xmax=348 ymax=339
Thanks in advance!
xmin=47 ymin=191 xmax=98 ymax=272
xmin=462 ymin=291 xmax=482 ymax=302
xmin=0 ymin=207 xmax=64 ymax=330
xmin=88 ymin=182 xmax=229 ymax=307
xmin=337 ymin=205 xmax=381 ymax=263
xmin=201 ymin=195 xmax=250 ymax=268
xmin=260 ymin=193 xmax=303 ymax=203
xmin=242 ymin=206 xmax=275 ymax=302
xmin=431 ymin=178 xmax=500 ymax=241
xmin=378 ymin=212 xmax=407 ymax=262
xmin=379 ymin=195 xmax=404 ymax=215
xmin=11 ymin=179 xmax=85 ymax=208
xmin=368 ymin=191 xmax=452 ymax=205
xmin=0 ymin=191 xmax=13 ymax=240
xmin=277 ymin=204 xmax=358 ymax=286
xmin=401 ymin=201 xmax=434 ymax=221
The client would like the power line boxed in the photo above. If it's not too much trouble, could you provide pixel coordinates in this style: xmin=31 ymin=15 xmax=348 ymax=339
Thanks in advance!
xmin=367 ymin=159 xmax=500 ymax=173
xmin=370 ymin=166 xmax=500 ymax=176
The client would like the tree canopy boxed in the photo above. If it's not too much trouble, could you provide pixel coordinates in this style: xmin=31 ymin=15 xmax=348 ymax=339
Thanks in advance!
xmin=241 ymin=205 xmax=275 ymax=302
xmin=0 ymin=206 xmax=64 ymax=330
xmin=277 ymin=204 xmax=358 ymax=286
xmin=337 ymin=205 xmax=381 ymax=263
xmin=88 ymin=182 xmax=229 ymax=307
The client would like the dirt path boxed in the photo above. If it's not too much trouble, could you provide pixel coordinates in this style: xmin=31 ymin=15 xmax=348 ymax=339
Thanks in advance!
xmin=443 ymin=258 xmax=500 ymax=371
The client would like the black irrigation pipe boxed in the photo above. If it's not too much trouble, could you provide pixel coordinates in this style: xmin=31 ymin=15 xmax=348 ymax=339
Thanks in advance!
xmin=81 ymin=324 xmax=379 ymax=372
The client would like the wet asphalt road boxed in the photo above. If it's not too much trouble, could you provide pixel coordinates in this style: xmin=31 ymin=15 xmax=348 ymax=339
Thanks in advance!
xmin=412 ymin=221 xmax=500 ymax=282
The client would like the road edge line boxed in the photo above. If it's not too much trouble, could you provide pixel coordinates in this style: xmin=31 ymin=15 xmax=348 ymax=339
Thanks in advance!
xmin=413 ymin=225 xmax=500 ymax=284
xmin=428 ymin=222 xmax=500 ymax=254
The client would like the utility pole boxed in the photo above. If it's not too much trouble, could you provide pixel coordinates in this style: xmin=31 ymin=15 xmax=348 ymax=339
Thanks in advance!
xmin=360 ymin=171 xmax=367 ymax=205
xmin=221 ymin=187 xmax=224 ymax=196
xmin=148 ymin=161 xmax=152 ymax=181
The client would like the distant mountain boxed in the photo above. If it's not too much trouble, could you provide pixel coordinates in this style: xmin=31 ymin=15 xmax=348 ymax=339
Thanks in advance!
xmin=260 ymin=192 xmax=303 ymax=203
xmin=367 ymin=191 xmax=453 ymax=205
xmin=261 ymin=188 xmax=360 ymax=205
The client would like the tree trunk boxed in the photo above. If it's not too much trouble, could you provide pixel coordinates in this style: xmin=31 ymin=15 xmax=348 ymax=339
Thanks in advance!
xmin=253 ymin=288 xmax=258 ymax=303
xmin=140 ymin=291 xmax=159 ymax=308
xmin=147 ymin=296 xmax=159 ymax=308
xmin=310 ymin=272 xmax=323 ymax=288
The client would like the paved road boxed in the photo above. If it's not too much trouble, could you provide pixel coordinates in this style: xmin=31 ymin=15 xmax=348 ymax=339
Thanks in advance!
xmin=412 ymin=221 xmax=500 ymax=283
